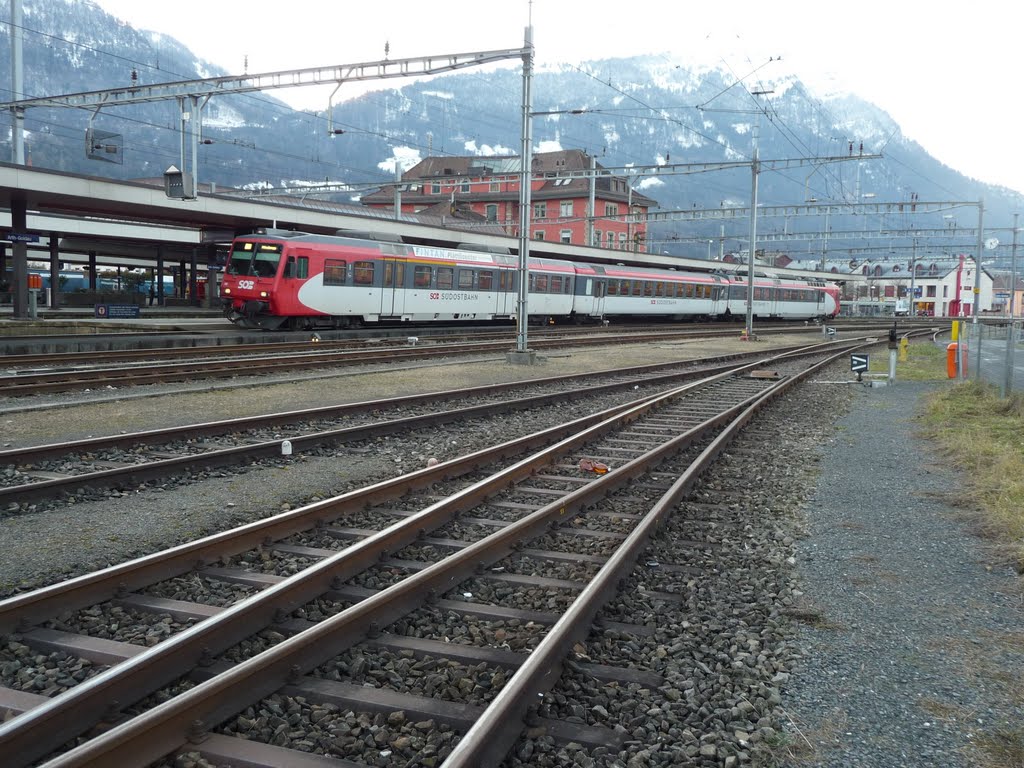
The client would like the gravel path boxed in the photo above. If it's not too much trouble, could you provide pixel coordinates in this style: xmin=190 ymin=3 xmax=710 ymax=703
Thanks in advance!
xmin=779 ymin=381 xmax=1024 ymax=768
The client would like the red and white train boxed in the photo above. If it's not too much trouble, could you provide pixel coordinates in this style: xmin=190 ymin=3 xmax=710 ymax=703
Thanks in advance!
xmin=220 ymin=229 xmax=840 ymax=331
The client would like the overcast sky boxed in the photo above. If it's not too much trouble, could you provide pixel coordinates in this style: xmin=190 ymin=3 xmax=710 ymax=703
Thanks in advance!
xmin=90 ymin=0 xmax=1024 ymax=197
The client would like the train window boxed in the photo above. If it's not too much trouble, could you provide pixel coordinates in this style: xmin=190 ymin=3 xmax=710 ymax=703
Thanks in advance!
xmin=595 ymin=280 xmax=605 ymax=298
xmin=655 ymin=281 xmax=665 ymax=297
xmin=535 ymin=274 xmax=549 ymax=292
xmin=550 ymin=275 xmax=563 ymax=293
xmin=685 ymin=283 xmax=694 ymax=298
xmin=631 ymin=281 xmax=642 ymax=297
xmin=479 ymin=270 xmax=494 ymax=290
xmin=458 ymin=270 xmax=475 ymax=290
xmin=607 ymin=281 xmax=618 ymax=296
xmin=643 ymin=282 xmax=653 ymax=297
xmin=297 ymin=257 xmax=309 ymax=279
xmin=500 ymin=270 xmax=514 ymax=291
xmin=619 ymin=280 xmax=630 ymax=295
xmin=414 ymin=265 xmax=432 ymax=288
xmin=437 ymin=267 xmax=454 ymax=290
xmin=566 ymin=277 xmax=573 ymax=294
xmin=323 ymin=259 xmax=347 ymax=286
xmin=384 ymin=262 xmax=396 ymax=288
xmin=353 ymin=261 xmax=374 ymax=285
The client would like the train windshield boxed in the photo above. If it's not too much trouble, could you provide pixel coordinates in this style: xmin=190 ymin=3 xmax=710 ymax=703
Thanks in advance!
xmin=227 ymin=242 xmax=283 ymax=278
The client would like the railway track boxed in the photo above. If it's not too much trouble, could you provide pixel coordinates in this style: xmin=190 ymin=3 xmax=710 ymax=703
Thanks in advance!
xmin=0 ymin=341 xmax=861 ymax=767
xmin=0 ymin=327 xmax=749 ymax=397
xmin=0 ymin=341 xmax=864 ymax=508
xmin=0 ymin=320 xmax=925 ymax=398
xmin=1 ymin=324 xmax=633 ymax=366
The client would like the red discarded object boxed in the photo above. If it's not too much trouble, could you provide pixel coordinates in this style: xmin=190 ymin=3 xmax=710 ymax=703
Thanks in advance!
xmin=578 ymin=458 xmax=609 ymax=474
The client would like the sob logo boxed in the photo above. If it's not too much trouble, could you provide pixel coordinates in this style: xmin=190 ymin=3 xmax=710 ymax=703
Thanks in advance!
xmin=429 ymin=292 xmax=440 ymax=300
xmin=237 ymin=279 xmax=255 ymax=290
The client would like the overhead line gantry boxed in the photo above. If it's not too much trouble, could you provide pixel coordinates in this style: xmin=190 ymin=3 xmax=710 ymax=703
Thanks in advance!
xmin=1 ymin=48 xmax=529 ymax=200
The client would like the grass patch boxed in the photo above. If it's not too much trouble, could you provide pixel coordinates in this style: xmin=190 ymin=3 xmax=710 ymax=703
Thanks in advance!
xmin=973 ymin=728 xmax=1024 ymax=768
xmin=783 ymin=601 xmax=843 ymax=630
xmin=849 ymin=553 xmax=879 ymax=564
xmin=918 ymin=380 xmax=1024 ymax=572
xmin=866 ymin=340 xmax=948 ymax=381
xmin=761 ymin=709 xmax=849 ymax=765
xmin=918 ymin=697 xmax=965 ymax=721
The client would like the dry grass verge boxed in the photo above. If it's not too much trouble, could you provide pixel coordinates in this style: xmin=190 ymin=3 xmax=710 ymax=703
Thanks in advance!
xmin=919 ymin=380 xmax=1024 ymax=573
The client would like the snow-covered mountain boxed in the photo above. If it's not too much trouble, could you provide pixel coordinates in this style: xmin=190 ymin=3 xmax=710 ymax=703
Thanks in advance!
xmin=3 ymin=0 xmax=1021 ymax=260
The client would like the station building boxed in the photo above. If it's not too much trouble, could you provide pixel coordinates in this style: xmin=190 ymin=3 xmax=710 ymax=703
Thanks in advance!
xmin=360 ymin=149 xmax=658 ymax=253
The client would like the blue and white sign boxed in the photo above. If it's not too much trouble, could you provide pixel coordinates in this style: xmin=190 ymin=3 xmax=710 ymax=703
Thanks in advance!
xmin=850 ymin=354 xmax=869 ymax=373
xmin=3 ymin=232 xmax=39 ymax=243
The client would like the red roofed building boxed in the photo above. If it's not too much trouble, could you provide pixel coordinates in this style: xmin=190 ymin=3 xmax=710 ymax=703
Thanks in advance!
xmin=360 ymin=149 xmax=658 ymax=252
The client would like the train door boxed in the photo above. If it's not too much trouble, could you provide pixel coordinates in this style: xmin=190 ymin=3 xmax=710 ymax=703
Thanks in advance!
xmin=280 ymin=248 xmax=313 ymax=308
xmin=380 ymin=258 xmax=406 ymax=317
xmin=496 ymin=268 xmax=516 ymax=316
xmin=591 ymin=278 xmax=606 ymax=317
xmin=767 ymin=280 xmax=780 ymax=316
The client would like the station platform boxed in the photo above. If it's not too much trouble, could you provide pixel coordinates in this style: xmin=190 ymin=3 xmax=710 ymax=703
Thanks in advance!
xmin=0 ymin=304 xmax=234 ymax=335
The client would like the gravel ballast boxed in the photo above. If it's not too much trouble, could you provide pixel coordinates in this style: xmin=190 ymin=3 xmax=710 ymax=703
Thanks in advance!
xmin=1 ymin=336 xmax=1021 ymax=768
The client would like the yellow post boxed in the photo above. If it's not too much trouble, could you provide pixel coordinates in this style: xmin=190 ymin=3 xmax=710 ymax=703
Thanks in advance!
xmin=951 ymin=320 xmax=959 ymax=341
xmin=899 ymin=337 xmax=909 ymax=362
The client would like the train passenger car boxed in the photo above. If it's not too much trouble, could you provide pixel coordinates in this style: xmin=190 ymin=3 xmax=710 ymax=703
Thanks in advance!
xmin=220 ymin=229 xmax=839 ymax=330
xmin=722 ymin=270 xmax=839 ymax=320
xmin=596 ymin=263 xmax=729 ymax=320
xmin=221 ymin=229 xmax=578 ymax=330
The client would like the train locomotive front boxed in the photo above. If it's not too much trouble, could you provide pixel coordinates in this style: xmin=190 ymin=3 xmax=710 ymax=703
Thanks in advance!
xmin=221 ymin=231 xmax=386 ymax=331
xmin=220 ymin=237 xmax=292 ymax=330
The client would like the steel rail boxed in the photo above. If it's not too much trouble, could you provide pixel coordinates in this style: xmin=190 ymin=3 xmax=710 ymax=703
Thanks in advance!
xmin=0 ymin=339 xmax=872 ymax=507
xmin=0 ymin=325 xmax=836 ymax=397
xmin=443 ymin=342 xmax=856 ymax=766
xmin=0 ymin=344 xmax=798 ymax=461
xmin=0 ymin=392 xmax=654 ymax=766
xmin=0 ymin=343 xmax=853 ymax=504
xmin=0 ymin=324 xmax=665 ymax=367
xmin=2 ymin=334 xmax=879 ymax=462
xmin=17 ymin=350 xmax=820 ymax=768
xmin=0 ymin=352 xmax=788 ymax=768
